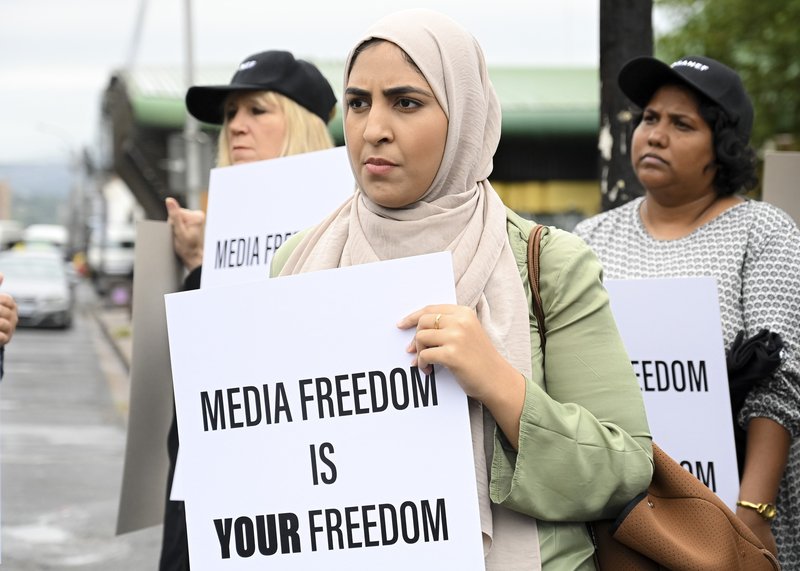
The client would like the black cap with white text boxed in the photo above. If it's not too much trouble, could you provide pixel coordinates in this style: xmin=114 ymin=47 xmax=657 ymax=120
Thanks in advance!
xmin=618 ymin=55 xmax=754 ymax=142
xmin=186 ymin=50 xmax=337 ymax=125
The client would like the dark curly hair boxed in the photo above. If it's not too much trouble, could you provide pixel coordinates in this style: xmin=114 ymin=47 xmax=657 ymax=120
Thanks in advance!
xmin=697 ymin=98 xmax=758 ymax=196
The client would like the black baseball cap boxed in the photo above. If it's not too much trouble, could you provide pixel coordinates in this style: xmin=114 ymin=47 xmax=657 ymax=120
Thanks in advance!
xmin=186 ymin=50 xmax=337 ymax=125
xmin=618 ymin=55 xmax=754 ymax=141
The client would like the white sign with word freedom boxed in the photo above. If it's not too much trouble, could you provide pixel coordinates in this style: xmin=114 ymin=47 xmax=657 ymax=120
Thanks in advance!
xmin=165 ymin=252 xmax=484 ymax=570
xmin=605 ymin=277 xmax=739 ymax=509
xmin=200 ymin=146 xmax=355 ymax=289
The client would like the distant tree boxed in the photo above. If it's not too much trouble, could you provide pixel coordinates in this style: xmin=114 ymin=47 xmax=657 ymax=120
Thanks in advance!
xmin=655 ymin=0 xmax=800 ymax=150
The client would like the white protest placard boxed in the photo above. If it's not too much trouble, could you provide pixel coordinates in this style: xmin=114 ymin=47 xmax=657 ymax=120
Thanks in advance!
xmin=116 ymin=220 xmax=184 ymax=533
xmin=762 ymin=150 xmax=800 ymax=227
xmin=172 ymin=146 xmax=355 ymax=499
xmin=165 ymin=252 xmax=484 ymax=570
xmin=605 ymin=277 xmax=739 ymax=509
xmin=200 ymin=146 xmax=354 ymax=289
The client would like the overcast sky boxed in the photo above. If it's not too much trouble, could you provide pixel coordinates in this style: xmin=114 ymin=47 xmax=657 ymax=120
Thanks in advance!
xmin=1 ymin=0 xmax=603 ymax=164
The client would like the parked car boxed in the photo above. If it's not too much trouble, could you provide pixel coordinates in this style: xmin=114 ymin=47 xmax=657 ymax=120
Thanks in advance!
xmin=23 ymin=223 xmax=68 ymax=247
xmin=87 ymin=224 xmax=135 ymax=280
xmin=0 ymin=249 xmax=75 ymax=328
xmin=22 ymin=224 xmax=69 ymax=259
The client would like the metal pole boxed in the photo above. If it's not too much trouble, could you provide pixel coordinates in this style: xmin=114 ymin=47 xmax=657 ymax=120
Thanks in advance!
xmin=183 ymin=0 xmax=201 ymax=210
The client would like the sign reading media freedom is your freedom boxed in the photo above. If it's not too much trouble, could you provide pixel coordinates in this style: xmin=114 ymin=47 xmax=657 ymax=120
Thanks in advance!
xmin=606 ymin=277 xmax=739 ymax=509
xmin=164 ymin=252 xmax=484 ymax=570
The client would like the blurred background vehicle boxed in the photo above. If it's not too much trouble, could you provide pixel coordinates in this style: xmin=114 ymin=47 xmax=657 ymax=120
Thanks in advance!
xmin=0 ymin=248 xmax=76 ymax=328
xmin=22 ymin=223 xmax=69 ymax=258
xmin=87 ymin=223 xmax=135 ymax=301
xmin=87 ymin=223 xmax=135 ymax=281
xmin=0 ymin=220 xmax=23 ymax=250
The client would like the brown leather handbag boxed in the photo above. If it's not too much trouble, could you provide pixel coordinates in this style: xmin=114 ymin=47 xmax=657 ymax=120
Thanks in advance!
xmin=589 ymin=443 xmax=780 ymax=570
xmin=526 ymin=226 xmax=781 ymax=571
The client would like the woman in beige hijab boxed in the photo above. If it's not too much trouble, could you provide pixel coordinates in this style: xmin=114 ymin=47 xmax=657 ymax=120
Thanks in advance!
xmin=274 ymin=9 xmax=653 ymax=570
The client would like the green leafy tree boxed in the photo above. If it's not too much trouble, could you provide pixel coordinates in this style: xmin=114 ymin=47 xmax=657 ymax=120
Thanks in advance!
xmin=655 ymin=0 xmax=800 ymax=150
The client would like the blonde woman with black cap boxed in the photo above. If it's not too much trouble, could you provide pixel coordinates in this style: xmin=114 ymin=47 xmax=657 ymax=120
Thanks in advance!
xmin=575 ymin=55 xmax=800 ymax=566
xmin=165 ymin=50 xmax=337 ymax=276
xmin=160 ymin=50 xmax=336 ymax=570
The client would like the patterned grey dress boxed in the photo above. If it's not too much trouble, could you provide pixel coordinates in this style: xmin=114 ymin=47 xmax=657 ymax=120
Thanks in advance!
xmin=574 ymin=196 xmax=800 ymax=569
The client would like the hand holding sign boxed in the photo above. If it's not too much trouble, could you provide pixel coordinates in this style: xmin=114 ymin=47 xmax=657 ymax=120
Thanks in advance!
xmin=399 ymin=303 xmax=526 ymax=449
xmin=165 ymin=197 xmax=206 ymax=272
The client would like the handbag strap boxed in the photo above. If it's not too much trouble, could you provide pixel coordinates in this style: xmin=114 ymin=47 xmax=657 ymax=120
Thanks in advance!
xmin=527 ymin=224 xmax=546 ymax=353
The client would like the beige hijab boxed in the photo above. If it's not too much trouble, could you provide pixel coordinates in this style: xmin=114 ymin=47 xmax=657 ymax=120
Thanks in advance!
xmin=280 ymin=9 xmax=540 ymax=569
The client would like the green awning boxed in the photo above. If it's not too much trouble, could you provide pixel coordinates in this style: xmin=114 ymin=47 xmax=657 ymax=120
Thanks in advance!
xmin=121 ymin=63 xmax=599 ymax=137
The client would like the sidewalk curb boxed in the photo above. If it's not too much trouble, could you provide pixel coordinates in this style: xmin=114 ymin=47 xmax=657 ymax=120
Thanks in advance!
xmin=92 ymin=309 xmax=131 ymax=374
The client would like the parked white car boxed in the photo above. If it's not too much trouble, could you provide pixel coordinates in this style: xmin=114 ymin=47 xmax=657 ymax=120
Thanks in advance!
xmin=0 ymin=249 xmax=75 ymax=328
xmin=22 ymin=224 xmax=69 ymax=251
xmin=87 ymin=224 xmax=136 ymax=279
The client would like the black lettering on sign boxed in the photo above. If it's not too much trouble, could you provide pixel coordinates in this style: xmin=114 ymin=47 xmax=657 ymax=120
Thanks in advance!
xmin=200 ymin=383 xmax=293 ymax=431
xmin=307 ymin=498 xmax=448 ymax=551
xmin=631 ymin=360 xmax=708 ymax=392
xmin=298 ymin=366 xmax=438 ymax=421
xmin=214 ymin=236 xmax=261 ymax=269
xmin=309 ymin=442 xmax=337 ymax=485
xmin=214 ymin=513 xmax=301 ymax=559
xmin=679 ymin=459 xmax=717 ymax=492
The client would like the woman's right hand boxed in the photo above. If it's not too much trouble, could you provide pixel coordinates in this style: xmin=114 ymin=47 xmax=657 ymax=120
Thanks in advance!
xmin=397 ymin=304 xmax=526 ymax=449
xmin=165 ymin=197 xmax=205 ymax=271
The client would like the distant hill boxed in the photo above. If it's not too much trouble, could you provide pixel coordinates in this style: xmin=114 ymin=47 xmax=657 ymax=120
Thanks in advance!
xmin=0 ymin=163 xmax=72 ymax=226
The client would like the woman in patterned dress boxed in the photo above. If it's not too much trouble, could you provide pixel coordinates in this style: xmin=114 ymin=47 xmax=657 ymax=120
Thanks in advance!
xmin=574 ymin=55 xmax=800 ymax=567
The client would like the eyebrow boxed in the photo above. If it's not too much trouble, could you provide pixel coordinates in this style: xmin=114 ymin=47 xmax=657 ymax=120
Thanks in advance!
xmin=345 ymin=85 xmax=434 ymax=98
xmin=667 ymin=111 xmax=699 ymax=123
xmin=644 ymin=107 xmax=698 ymax=121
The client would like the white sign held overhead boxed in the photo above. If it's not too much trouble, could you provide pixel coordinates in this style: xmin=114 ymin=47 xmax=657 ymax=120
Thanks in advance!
xmin=605 ymin=277 xmax=739 ymax=509
xmin=165 ymin=252 xmax=484 ymax=570
xmin=201 ymin=146 xmax=355 ymax=289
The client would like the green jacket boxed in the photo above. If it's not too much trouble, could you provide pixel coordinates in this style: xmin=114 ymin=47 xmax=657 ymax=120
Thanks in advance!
xmin=271 ymin=209 xmax=653 ymax=570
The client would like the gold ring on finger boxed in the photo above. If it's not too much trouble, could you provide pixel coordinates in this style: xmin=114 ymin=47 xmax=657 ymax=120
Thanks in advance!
xmin=434 ymin=313 xmax=441 ymax=330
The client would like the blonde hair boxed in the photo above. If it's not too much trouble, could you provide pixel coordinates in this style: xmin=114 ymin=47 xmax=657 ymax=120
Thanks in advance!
xmin=216 ymin=91 xmax=335 ymax=167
